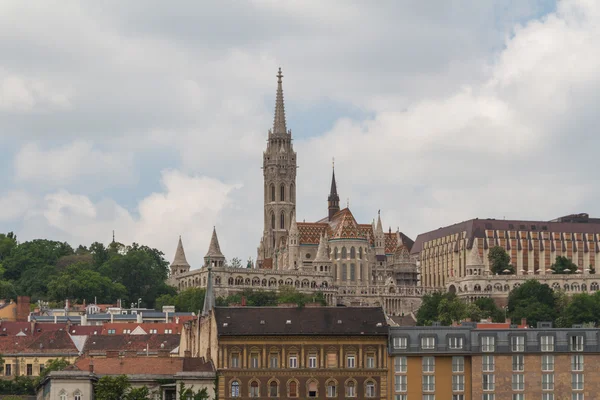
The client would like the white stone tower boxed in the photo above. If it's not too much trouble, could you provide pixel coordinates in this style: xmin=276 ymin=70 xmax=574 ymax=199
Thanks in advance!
xmin=260 ymin=68 xmax=297 ymax=262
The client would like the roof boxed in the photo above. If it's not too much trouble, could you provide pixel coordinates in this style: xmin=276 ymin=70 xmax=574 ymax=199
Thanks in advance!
xmin=329 ymin=208 xmax=366 ymax=240
xmin=214 ymin=306 xmax=388 ymax=336
xmin=171 ymin=236 xmax=191 ymax=268
xmin=74 ymin=356 xmax=214 ymax=375
xmin=389 ymin=314 xmax=417 ymax=327
xmin=0 ymin=329 xmax=79 ymax=355
xmin=99 ymin=323 xmax=181 ymax=335
xmin=83 ymin=334 xmax=180 ymax=354
xmin=411 ymin=216 xmax=600 ymax=255
xmin=205 ymin=227 xmax=224 ymax=259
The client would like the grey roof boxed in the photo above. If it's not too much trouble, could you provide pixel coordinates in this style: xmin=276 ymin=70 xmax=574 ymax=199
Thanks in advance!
xmin=205 ymin=227 xmax=224 ymax=258
xmin=272 ymin=67 xmax=287 ymax=135
xmin=171 ymin=236 xmax=190 ymax=268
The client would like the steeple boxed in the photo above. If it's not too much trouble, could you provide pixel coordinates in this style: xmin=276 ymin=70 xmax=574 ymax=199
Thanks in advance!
xmin=376 ymin=210 xmax=383 ymax=233
xmin=204 ymin=227 xmax=226 ymax=268
xmin=314 ymin=233 xmax=331 ymax=262
xmin=272 ymin=67 xmax=287 ymax=135
xmin=202 ymin=265 xmax=215 ymax=316
xmin=170 ymin=236 xmax=190 ymax=275
xmin=328 ymin=159 xmax=340 ymax=220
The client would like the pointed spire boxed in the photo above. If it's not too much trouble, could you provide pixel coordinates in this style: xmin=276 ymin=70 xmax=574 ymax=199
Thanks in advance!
xmin=171 ymin=236 xmax=191 ymax=268
xmin=289 ymin=211 xmax=298 ymax=235
xmin=376 ymin=210 xmax=383 ymax=233
xmin=202 ymin=265 xmax=215 ymax=316
xmin=273 ymin=67 xmax=287 ymax=135
xmin=205 ymin=227 xmax=224 ymax=258
xmin=314 ymin=233 xmax=331 ymax=262
xmin=328 ymin=160 xmax=340 ymax=220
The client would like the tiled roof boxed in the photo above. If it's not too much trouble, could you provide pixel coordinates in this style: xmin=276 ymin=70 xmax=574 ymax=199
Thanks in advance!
xmin=298 ymin=223 xmax=329 ymax=245
xmin=389 ymin=314 xmax=417 ymax=327
xmin=214 ymin=306 xmax=388 ymax=336
xmin=99 ymin=323 xmax=180 ymax=335
xmin=329 ymin=209 xmax=366 ymax=240
xmin=384 ymin=232 xmax=398 ymax=254
xmin=74 ymin=356 xmax=214 ymax=375
xmin=83 ymin=334 xmax=180 ymax=354
xmin=0 ymin=330 xmax=79 ymax=355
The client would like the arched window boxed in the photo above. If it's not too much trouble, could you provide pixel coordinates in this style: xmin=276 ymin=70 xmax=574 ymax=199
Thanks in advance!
xmin=345 ymin=381 xmax=356 ymax=397
xmin=280 ymin=184 xmax=285 ymax=202
xmin=250 ymin=381 xmax=259 ymax=398
xmin=74 ymin=392 xmax=82 ymax=400
xmin=591 ymin=282 xmax=599 ymax=291
xmin=334 ymin=248 xmax=339 ymax=259
xmin=289 ymin=381 xmax=298 ymax=397
xmin=341 ymin=247 xmax=347 ymax=259
xmin=271 ymin=213 xmax=275 ymax=230
xmin=307 ymin=380 xmax=318 ymax=397
xmin=326 ymin=380 xmax=337 ymax=398
xmin=231 ymin=381 xmax=240 ymax=397
xmin=59 ymin=392 xmax=67 ymax=400
xmin=350 ymin=247 xmax=356 ymax=259
xmin=271 ymin=184 xmax=275 ymax=202
xmin=269 ymin=381 xmax=278 ymax=397
xmin=365 ymin=381 xmax=376 ymax=398
xmin=290 ymin=184 xmax=295 ymax=201
xmin=280 ymin=212 xmax=285 ymax=229
xmin=359 ymin=247 xmax=363 ymax=259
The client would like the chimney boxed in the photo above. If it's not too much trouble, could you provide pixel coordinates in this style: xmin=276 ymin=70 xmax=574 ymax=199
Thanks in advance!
xmin=241 ymin=296 xmax=247 ymax=307
xmin=16 ymin=296 xmax=30 ymax=322
xmin=89 ymin=359 xmax=94 ymax=374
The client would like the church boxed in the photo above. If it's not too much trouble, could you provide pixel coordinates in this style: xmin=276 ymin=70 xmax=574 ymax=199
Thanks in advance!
xmin=167 ymin=69 xmax=428 ymax=315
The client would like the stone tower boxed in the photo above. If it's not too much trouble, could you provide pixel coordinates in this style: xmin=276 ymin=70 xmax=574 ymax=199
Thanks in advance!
xmin=261 ymin=68 xmax=297 ymax=261
xmin=204 ymin=227 xmax=226 ymax=268
xmin=328 ymin=164 xmax=340 ymax=220
xmin=170 ymin=236 xmax=191 ymax=276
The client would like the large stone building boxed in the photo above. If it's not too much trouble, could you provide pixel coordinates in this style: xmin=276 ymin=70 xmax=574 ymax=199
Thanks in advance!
xmin=412 ymin=213 xmax=600 ymax=305
xmin=167 ymin=69 xmax=429 ymax=315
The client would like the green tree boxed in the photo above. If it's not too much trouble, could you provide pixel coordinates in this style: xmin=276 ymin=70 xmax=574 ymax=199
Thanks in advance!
xmin=507 ymin=280 xmax=556 ymax=326
xmin=550 ymin=256 xmax=578 ymax=274
xmin=0 ymin=232 xmax=17 ymax=262
xmin=488 ymin=246 xmax=514 ymax=275
xmin=47 ymin=263 xmax=127 ymax=303
xmin=126 ymin=386 xmax=151 ymax=400
xmin=35 ymin=358 xmax=70 ymax=386
xmin=157 ymin=287 xmax=206 ymax=313
xmin=474 ymin=297 xmax=505 ymax=322
xmin=95 ymin=375 xmax=131 ymax=400
xmin=90 ymin=242 xmax=109 ymax=268
xmin=3 ymin=239 xmax=73 ymax=282
xmin=179 ymin=382 xmax=210 ymax=400
xmin=560 ymin=293 xmax=600 ymax=327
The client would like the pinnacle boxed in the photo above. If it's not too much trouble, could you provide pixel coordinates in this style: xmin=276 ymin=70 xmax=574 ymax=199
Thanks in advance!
xmin=273 ymin=67 xmax=287 ymax=135
xmin=171 ymin=236 xmax=190 ymax=267
xmin=205 ymin=227 xmax=224 ymax=258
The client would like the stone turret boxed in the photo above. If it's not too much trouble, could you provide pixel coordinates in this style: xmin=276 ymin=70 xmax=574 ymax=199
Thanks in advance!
xmin=288 ymin=211 xmax=299 ymax=270
xmin=170 ymin=236 xmax=191 ymax=276
xmin=328 ymin=163 xmax=340 ymax=220
xmin=204 ymin=227 xmax=226 ymax=268
xmin=313 ymin=233 xmax=333 ymax=274
xmin=375 ymin=210 xmax=385 ymax=256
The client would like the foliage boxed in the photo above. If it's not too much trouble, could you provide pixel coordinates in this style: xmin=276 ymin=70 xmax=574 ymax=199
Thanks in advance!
xmin=507 ymin=280 xmax=557 ymax=327
xmin=35 ymin=357 xmax=70 ymax=386
xmin=47 ymin=263 xmax=127 ymax=304
xmin=179 ymin=382 xmax=210 ymax=400
xmin=156 ymin=287 xmax=206 ymax=313
xmin=550 ymin=256 xmax=578 ymax=274
xmin=229 ymin=257 xmax=242 ymax=268
xmin=416 ymin=291 xmax=505 ymax=326
xmin=0 ymin=376 xmax=35 ymax=395
xmin=488 ymin=246 xmax=514 ymax=275
xmin=474 ymin=297 xmax=505 ymax=322
xmin=125 ymin=386 xmax=151 ymax=400
xmin=216 ymin=287 xmax=326 ymax=308
xmin=95 ymin=375 xmax=131 ymax=400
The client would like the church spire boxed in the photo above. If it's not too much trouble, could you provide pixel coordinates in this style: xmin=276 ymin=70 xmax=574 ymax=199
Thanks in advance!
xmin=272 ymin=67 xmax=287 ymax=135
xmin=204 ymin=227 xmax=226 ymax=268
xmin=328 ymin=159 xmax=340 ymax=220
xmin=170 ymin=236 xmax=190 ymax=274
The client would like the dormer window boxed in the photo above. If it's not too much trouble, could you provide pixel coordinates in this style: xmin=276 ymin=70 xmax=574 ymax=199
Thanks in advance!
xmin=421 ymin=337 xmax=436 ymax=350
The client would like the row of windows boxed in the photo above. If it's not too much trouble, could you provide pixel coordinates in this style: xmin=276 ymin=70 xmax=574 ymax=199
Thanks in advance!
xmin=482 ymin=395 xmax=583 ymax=400
xmin=394 ymin=357 xmax=465 ymax=393
xmin=230 ymin=378 xmax=377 ymax=398
xmin=481 ymin=373 xmax=584 ymax=392
xmin=391 ymin=334 xmax=587 ymax=352
xmin=333 ymin=246 xmax=366 ymax=260
xmin=268 ymin=183 xmax=294 ymax=203
xmin=229 ymin=352 xmax=378 ymax=369
xmin=4 ymin=363 xmax=44 ymax=376
xmin=481 ymin=354 xmax=584 ymax=372
xmin=394 ymin=396 xmax=465 ymax=400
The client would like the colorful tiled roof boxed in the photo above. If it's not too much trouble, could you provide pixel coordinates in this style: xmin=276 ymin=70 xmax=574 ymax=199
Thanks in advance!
xmin=298 ymin=223 xmax=329 ymax=245
xmin=329 ymin=208 xmax=366 ymax=240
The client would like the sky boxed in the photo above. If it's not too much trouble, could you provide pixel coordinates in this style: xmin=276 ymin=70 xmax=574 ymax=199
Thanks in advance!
xmin=2 ymin=0 xmax=600 ymax=268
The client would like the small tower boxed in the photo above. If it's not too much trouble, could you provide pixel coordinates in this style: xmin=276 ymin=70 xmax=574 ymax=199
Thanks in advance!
xmin=288 ymin=211 xmax=300 ymax=270
xmin=204 ymin=227 xmax=226 ymax=268
xmin=375 ymin=210 xmax=385 ymax=256
xmin=328 ymin=161 xmax=340 ymax=220
xmin=313 ymin=233 xmax=332 ymax=273
xmin=170 ymin=236 xmax=191 ymax=276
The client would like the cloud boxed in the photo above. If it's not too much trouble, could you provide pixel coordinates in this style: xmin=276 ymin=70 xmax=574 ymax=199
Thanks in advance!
xmin=0 ymin=69 xmax=72 ymax=113
xmin=0 ymin=191 xmax=36 ymax=221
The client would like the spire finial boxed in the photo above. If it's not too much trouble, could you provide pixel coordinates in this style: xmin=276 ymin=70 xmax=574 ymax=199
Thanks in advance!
xmin=112 ymin=230 xmax=115 ymax=243
xmin=332 ymin=157 xmax=335 ymax=170
xmin=347 ymin=198 xmax=349 ymax=208
xmin=273 ymin=67 xmax=287 ymax=135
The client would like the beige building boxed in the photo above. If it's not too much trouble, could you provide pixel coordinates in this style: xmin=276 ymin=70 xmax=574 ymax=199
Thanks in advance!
xmin=412 ymin=214 xmax=600 ymax=304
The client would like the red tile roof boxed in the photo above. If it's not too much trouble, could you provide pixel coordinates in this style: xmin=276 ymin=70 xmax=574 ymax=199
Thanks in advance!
xmin=74 ymin=356 xmax=213 ymax=375
xmin=83 ymin=334 xmax=180 ymax=354
xmin=0 ymin=329 xmax=78 ymax=355
xmin=99 ymin=323 xmax=180 ymax=335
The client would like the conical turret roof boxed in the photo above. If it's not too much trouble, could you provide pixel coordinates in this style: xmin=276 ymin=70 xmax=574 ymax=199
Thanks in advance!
xmin=205 ymin=227 xmax=224 ymax=258
xmin=289 ymin=211 xmax=298 ymax=235
xmin=272 ymin=68 xmax=287 ymax=135
xmin=376 ymin=211 xmax=383 ymax=233
xmin=314 ymin=233 xmax=331 ymax=263
xmin=171 ymin=236 xmax=190 ymax=268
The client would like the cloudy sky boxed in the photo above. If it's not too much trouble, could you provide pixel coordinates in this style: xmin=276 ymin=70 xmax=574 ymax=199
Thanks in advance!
xmin=2 ymin=0 xmax=599 ymax=267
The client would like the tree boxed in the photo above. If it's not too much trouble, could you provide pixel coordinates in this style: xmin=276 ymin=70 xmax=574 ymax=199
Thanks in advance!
xmin=474 ymin=297 xmax=505 ymax=322
xmin=47 ymin=263 xmax=127 ymax=304
xmin=550 ymin=256 xmax=578 ymax=274
xmin=0 ymin=232 xmax=17 ymax=262
xmin=179 ymin=382 xmax=210 ymax=400
xmin=488 ymin=246 xmax=514 ymax=275
xmin=125 ymin=386 xmax=151 ymax=400
xmin=2 ymin=239 xmax=73 ymax=282
xmin=35 ymin=358 xmax=70 ymax=386
xmin=229 ymin=257 xmax=242 ymax=268
xmin=507 ymin=280 xmax=557 ymax=326
xmin=95 ymin=375 xmax=131 ymax=400
xmin=560 ymin=293 xmax=599 ymax=327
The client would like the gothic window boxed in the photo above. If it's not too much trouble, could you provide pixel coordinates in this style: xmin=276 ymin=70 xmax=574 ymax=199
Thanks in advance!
xmin=269 ymin=381 xmax=278 ymax=397
xmin=280 ymin=184 xmax=285 ymax=202
xmin=359 ymin=247 xmax=363 ymax=259
xmin=350 ymin=247 xmax=356 ymax=259
xmin=280 ymin=212 xmax=285 ymax=229
xmin=271 ymin=213 xmax=275 ymax=230
xmin=350 ymin=264 xmax=356 ymax=281
xmin=231 ymin=381 xmax=240 ymax=397
xmin=342 ymin=264 xmax=347 ymax=281
xmin=341 ymin=247 xmax=347 ymax=259
xmin=290 ymin=184 xmax=295 ymax=202
xmin=271 ymin=184 xmax=275 ymax=202
xmin=334 ymin=248 xmax=339 ymax=259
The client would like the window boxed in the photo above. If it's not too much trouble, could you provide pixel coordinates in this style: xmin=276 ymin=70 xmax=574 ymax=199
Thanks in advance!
xmin=452 ymin=375 xmax=464 ymax=391
xmin=542 ymin=373 xmax=554 ymax=390
xmin=570 ymin=335 xmax=584 ymax=351
xmin=542 ymin=354 xmax=554 ymax=371
xmin=74 ymin=394 xmax=81 ymax=400
xmin=572 ymin=394 xmax=584 ymax=400
xmin=421 ymin=337 xmax=436 ymax=349
xmin=481 ymin=336 xmax=495 ymax=352
xmin=482 ymin=355 xmax=494 ymax=372
xmin=453 ymin=396 xmax=464 ymax=400
xmin=571 ymin=354 xmax=584 ymax=371
xmin=270 ymin=353 xmax=279 ymax=368
xmin=342 ymin=264 xmax=347 ymax=280
xmin=541 ymin=335 xmax=554 ymax=351
xmin=395 ymin=356 xmax=407 ymax=373
xmin=307 ymin=380 xmax=317 ymax=397
xmin=271 ymin=185 xmax=275 ymax=201
xmin=250 ymin=381 xmax=259 ymax=398
xmin=231 ymin=381 xmax=240 ymax=397
xmin=4 ymin=364 xmax=11 ymax=376
xmin=422 ymin=375 xmax=435 ymax=392
xmin=350 ymin=247 xmax=356 ymax=259
xmin=449 ymin=337 xmax=464 ymax=349
xmin=347 ymin=354 xmax=356 ymax=368
xmin=165 ymin=329 xmax=172 ymax=334
xmin=512 ymin=395 xmax=524 ymax=400
xmin=149 ymin=329 xmax=158 ymax=334
xmin=393 ymin=337 xmax=408 ymax=349
xmin=512 ymin=355 xmax=524 ymax=371
xmin=512 ymin=374 xmax=524 ymax=391
xmin=289 ymin=381 xmax=298 ymax=397
xmin=346 ymin=381 xmax=356 ymax=397
xmin=422 ymin=356 xmax=435 ymax=372
xmin=108 ymin=329 xmax=116 ymax=334
xmin=280 ymin=213 xmax=285 ymax=229
xmin=250 ymin=353 xmax=259 ymax=368
xmin=326 ymin=381 xmax=336 ymax=397
xmin=542 ymin=394 xmax=554 ymax=400
xmin=511 ymin=336 xmax=525 ymax=352
xmin=423 ymin=396 xmax=435 ymax=400
xmin=231 ymin=353 xmax=240 ymax=368
xmin=572 ymin=373 xmax=584 ymax=390
xmin=271 ymin=213 xmax=275 ymax=229
xmin=350 ymin=264 xmax=356 ymax=281
xmin=452 ymin=356 xmax=464 ymax=373
xmin=26 ymin=364 xmax=32 ymax=376
xmin=342 ymin=247 xmax=347 ymax=258
xmin=395 ymin=396 xmax=408 ymax=400
xmin=280 ymin=185 xmax=285 ymax=202
xmin=366 ymin=381 xmax=376 ymax=398
xmin=482 ymin=374 xmax=495 ymax=391
xmin=123 ymin=329 xmax=131 ymax=334
xmin=395 ymin=375 xmax=407 ymax=392
xmin=366 ymin=353 xmax=375 ymax=368
xmin=326 ymin=352 xmax=337 ymax=368
xmin=39 ymin=364 xmax=45 ymax=375
xmin=482 ymin=395 xmax=495 ymax=400
xmin=269 ymin=381 xmax=278 ymax=397
xmin=289 ymin=355 xmax=298 ymax=368
xmin=60 ymin=393 xmax=67 ymax=400
xmin=308 ymin=353 xmax=317 ymax=368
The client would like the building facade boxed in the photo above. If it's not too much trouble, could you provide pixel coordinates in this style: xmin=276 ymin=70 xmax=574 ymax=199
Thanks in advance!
xmin=167 ymin=69 xmax=428 ymax=315
xmin=411 ymin=214 xmax=600 ymax=304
